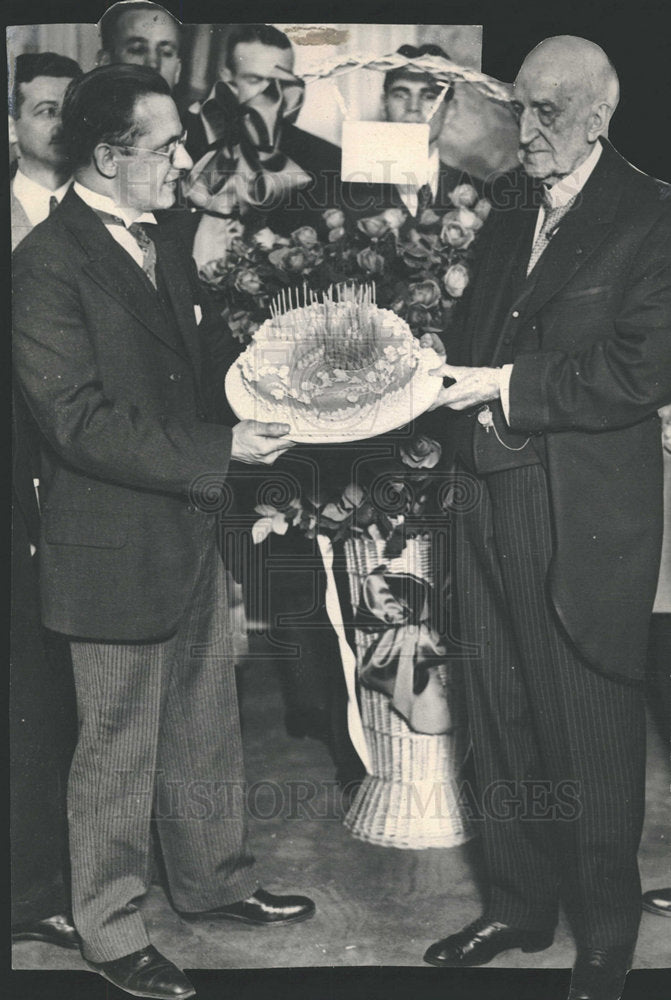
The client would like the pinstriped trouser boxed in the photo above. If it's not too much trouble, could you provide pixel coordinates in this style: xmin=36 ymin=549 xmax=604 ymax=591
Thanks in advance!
xmin=454 ymin=463 xmax=646 ymax=948
xmin=67 ymin=518 xmax=258 ymax=963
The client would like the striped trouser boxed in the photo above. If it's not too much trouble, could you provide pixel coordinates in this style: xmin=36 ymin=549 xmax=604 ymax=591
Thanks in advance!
xmin=454 ymin=463 xmax=646 ymax=947
xmin=67 ymin=521 xmax=258 ymax=963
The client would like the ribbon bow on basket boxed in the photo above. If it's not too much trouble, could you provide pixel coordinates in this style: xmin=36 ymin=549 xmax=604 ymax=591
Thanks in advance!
xmin=185 ymin=75 xmax=310 ymax=216
xmin=355 ymin=568 xmax=463 ymax=734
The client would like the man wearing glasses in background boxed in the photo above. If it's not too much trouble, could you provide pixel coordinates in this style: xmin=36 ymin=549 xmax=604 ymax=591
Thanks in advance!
xmin=13 ymin=64 xmax=314 ymax=1000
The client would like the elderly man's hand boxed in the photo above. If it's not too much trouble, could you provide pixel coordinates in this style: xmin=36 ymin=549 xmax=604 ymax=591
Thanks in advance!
xmin=429 ymin=363 xmax=503 ymax=410
xmin=231 ymin=420 xmax=294 ymax=465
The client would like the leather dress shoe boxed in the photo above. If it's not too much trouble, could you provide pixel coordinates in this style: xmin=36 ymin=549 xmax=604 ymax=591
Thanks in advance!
xmin=183 ymin=887 xmax=316 ymax=926
xmin=12 ymin=913 xmax=80 ymax=950
xmin=423 ymin=916 xmax=554 ymax=967
xmin=642 ymin=886 xmax=671 ymax=917
xmin=567 ymin=945 xmax=633 ymax=1000
xmin=86 ymin=945 xmax=195 ymax=999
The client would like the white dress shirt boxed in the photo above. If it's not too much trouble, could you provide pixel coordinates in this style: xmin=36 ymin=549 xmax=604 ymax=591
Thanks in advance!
xmin=73 ymin=181 xmax=157 ymax=270
xmin=12 ymin=170 xmax=71 ymax=228
xmin=395 ymin=145 xmax=441 ymax=218
xmin=499 ymin=141 xmax=603 ymax=421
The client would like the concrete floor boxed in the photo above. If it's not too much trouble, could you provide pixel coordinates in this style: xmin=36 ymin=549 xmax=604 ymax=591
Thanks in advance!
xmin=12 ymin=658 xmax=671 ymax=974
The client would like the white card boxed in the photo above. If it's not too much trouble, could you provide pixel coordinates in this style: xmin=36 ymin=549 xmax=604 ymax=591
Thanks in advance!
xmin=340 ymin=120 xmax=430 ymax=186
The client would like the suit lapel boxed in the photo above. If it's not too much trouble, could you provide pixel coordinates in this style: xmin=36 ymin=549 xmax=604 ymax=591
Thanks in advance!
xmin=59 ymin=190 xmax=190 ymax=362
xmin=468 ymin=179 xmax=539 ymax=364
xmin=518 ymin=141 xmax=626 ymax=320
xmin=153 ymin=229 xmax=202 ymax=383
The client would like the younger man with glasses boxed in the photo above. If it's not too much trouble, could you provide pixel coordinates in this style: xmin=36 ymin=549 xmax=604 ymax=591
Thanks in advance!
xmin=13 ymin=64 xmax=314 ymax=1000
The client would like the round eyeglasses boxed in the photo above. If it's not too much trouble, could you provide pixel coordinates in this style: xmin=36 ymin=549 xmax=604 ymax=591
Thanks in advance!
xmin=114 ymin=130 xmax=189 ymax=165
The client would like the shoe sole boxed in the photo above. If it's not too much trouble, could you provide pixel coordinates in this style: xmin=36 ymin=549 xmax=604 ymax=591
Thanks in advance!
xmin=423 ymin=938 xmax=553 ymax=967
xmin=90 ymin=968 xmax=196 ymax=1000
xmin=183 ymin=908 xmax=316 ymax=927
xmin=642 ymin=901 xmax=671 ymax=917
xmin=12 ymin=932 xmax=81 ymax=950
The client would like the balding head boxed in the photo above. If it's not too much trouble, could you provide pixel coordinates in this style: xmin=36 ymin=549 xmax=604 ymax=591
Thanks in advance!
xmin=511 ymin=35 xmax=619 ymax=184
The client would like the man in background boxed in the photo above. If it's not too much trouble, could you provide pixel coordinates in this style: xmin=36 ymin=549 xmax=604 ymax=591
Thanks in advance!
xmin=10 ymin=50 xmax=82 ymax=953
xmin=98 ymin=0 xmax=181 ymax=91
xmin=9 ymin=51 xmax=81 ymax=248
xmin=185 ymin=21 xmax=344 ymax=257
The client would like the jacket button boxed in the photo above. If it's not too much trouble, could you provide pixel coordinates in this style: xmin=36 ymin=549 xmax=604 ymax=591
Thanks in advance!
xmin=511 ymin=310 xmax=520 ymax=318
xmin=503 ymin=336 xmax=512 ymax=345
xmin=169 ymin=372 xmax=182 ymax=382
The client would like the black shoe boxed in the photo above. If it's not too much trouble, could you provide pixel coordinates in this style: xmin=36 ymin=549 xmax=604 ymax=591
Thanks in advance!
xmin=642 ymin=886 xmax=671 ymax=917
xmin=423 ymin=916 xmax=554 ymax=967
xmin=12 ymin=913 xmax=80 ymax=950
xmin=567 ymin=945 xmax=633 ymax=1000
xmin=87 ymin=945 xmax=196 ymax=999
xmin=183 ymin=888 xmax=316 ymax=926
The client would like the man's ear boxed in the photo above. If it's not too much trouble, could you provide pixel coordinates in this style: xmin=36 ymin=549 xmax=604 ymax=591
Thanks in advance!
xmin=96 ymin=48 xmax=111 ymax=68
xmin=8 ymin=115 xmax=18 ymax=146
xmin=219 ymin=65 xmax=233 ymax=84
xmin=93 ymin=142 xmax=119 ymax=178
xmin=588 ymin=101 xmax=613 ymax=141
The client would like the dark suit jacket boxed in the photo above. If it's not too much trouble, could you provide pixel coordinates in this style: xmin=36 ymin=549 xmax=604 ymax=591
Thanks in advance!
xmin=444 ymin=139 xmax=671 ymax=681
xmin=12 ymin=188 xmax=236 ymax=642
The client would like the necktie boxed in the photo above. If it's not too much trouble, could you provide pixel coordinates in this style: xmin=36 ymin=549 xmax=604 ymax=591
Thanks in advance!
xmin=416 ymin=182 xmax=433 ymax=217
xmin=526 ymin=193 xmax=577 ymax=275
xmin=128 ymin=222 xmax=157 ymax=289
xmin=49 ymin=195 xmax=59 ymax=214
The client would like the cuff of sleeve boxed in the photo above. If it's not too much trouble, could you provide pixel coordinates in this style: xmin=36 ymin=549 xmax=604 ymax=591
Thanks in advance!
xmin=499 ymin=364 xmax=513 ymax=424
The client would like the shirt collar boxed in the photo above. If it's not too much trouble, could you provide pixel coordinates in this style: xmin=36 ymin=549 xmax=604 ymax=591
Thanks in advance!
xmin=544 ymin=141 xmax=603 ymax=209
xmin=13 ymin=170 xmax=71 ymax=227
xmin=73 ymin=181 xmax=157 ymax=227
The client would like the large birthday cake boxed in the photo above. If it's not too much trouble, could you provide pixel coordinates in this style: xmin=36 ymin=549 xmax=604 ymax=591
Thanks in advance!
xmin=227 ymin=284 xmax=441 ymax=441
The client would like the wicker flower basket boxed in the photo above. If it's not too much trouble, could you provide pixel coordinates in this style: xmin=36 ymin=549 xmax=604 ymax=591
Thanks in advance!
xmin=342 ymin=535 xmax=472 ymax=849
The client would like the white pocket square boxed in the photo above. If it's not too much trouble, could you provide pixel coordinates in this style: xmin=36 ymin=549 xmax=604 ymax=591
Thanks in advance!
xmin=194 ymin=304 xmax=203 ymax=324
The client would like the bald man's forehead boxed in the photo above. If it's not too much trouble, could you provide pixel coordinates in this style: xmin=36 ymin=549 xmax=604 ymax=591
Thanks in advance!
xmin=515 ymin=64 xmax=585 ymax=104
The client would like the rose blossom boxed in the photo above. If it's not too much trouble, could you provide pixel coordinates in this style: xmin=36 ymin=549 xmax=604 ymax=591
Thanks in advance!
xmin=440 ymin=209 xmax=476 ymax=249
xmin=381 ymin=207 xmax=407 ymax=230
xmin=449 ymin=183 xmax=479 ymax=208
xmin=400 ymin=434 xmax=442 ymax=470
xmin=408 ymin=279 xmax=441 ymax=309
xmin=323 ymin=208 xmax=345 ymax=230
xmin=223 ymin=308 xmax=259 ymax=343
xmin=251 ymin=227 xmax=279 ymax=250
xmin=328 ymin=226 xmax=346 ymax=243
xmin=474 ymin=198 xmax=492 ymax=222
xmin=356 ymin=247 xmax=385 ymax=275
xmin=268 ymin=246 xmax=310 ymax=274
xmin=234 ymin=267 xmax=264 ymax=295
xmin=291 ymin=226 xmax=320 ymax=249
xmin=443 ymin=263 xmax=470 ymax=298
xmin=357 ymin=215 xmax=389 ymax=238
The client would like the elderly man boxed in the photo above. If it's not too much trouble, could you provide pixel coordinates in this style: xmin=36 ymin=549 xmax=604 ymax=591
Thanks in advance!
xmin=98 ymin=0 xmax=181 ymax=91
xmin=13 ymin=64 xmax=314 ymax=1000
xmin=423 ymin=36 xmax=671 ymax=1000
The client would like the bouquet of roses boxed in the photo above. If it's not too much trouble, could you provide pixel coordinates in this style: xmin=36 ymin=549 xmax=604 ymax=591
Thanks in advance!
xmin=251 ymin=432 xmax=455 ymax=557
xmin=198 ymin=183 xmax=491 ymax=347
